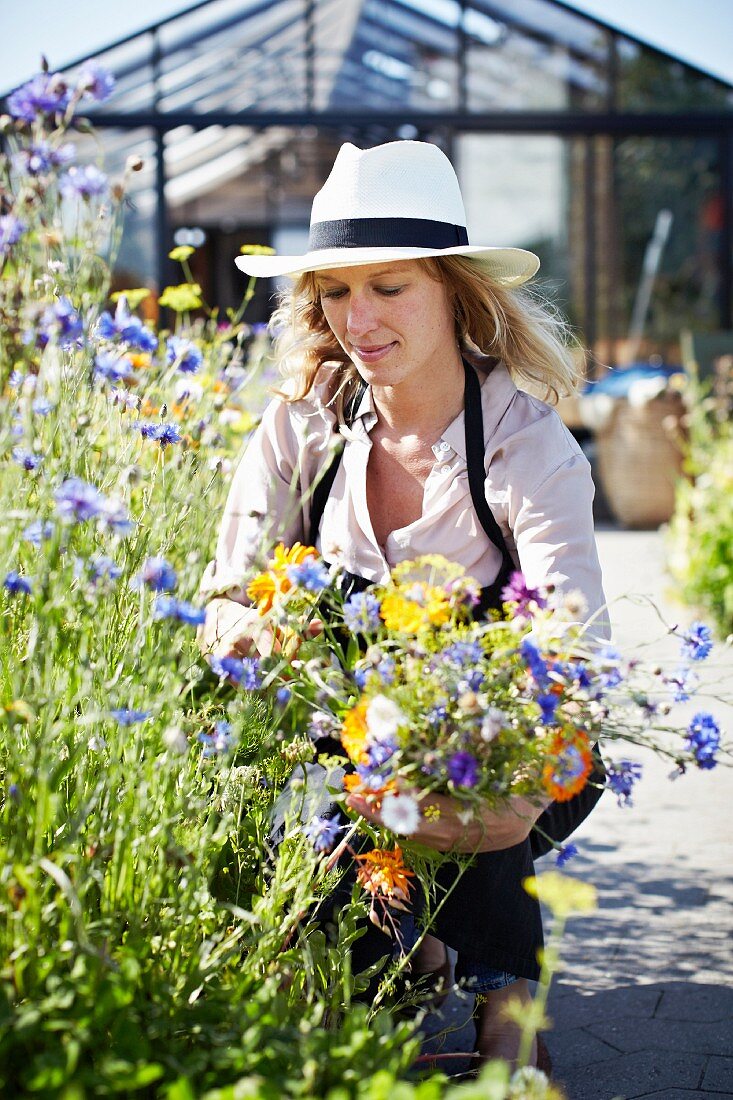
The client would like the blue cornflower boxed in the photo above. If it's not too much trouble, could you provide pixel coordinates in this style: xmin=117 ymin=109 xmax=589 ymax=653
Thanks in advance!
xmin=441 ymin=640 xmax=484 ymax=666
xmin=556 ymin=842 xmax=578 ymax=868
xmin=88 ymin=555 xmax=122 ymax=584
xmin=355 ymin=762 xmax=394 ymax=790
xmin=78 ymin=62 xmax=116 ymax=102
xmin=54 ymin=478 xmax=107 ymax=523
xmin=140 ymin=422 xmax=182 ymax=448
xmin=32 ymin=397 xmax=53 ymax=416
xmin=7 ymin=370 xmax=24 ymax=390
xmin=198 ymin=720 xmax=234 ymax=756
xmin=520 ymin=638 xmax=549 ymax=688
xmin=41 ymin=297 xmax=83 ymax=348
xmin=286 ymin=557 xmax=329 ymax=593
xmin=680 ymin=622 xmax=713 ymax=663
xmin=7 ymin=72 xmax=71 ymax=122
xmin=59 ymin=165 xmax=108 ymax=201
xmin=366 ymin=739 xmax=396 ymax=768
xmin=447 ymin=751 xmax=479 ymax=788
xmin=12 ymin=447 xmax=43 ymax=471
xmin=303 ymin=814 xmax=342 ymax=853
xmin=0 ymin=214 xmax=27 ymax=256
xmin=3 ymin=572 xmax=32 ymax=596
xmin=685 ymin=712 xmax=721 ymax=770
xmin=100 ymin=499 xmax=134 ymax=537
xmin=94 ymin=351 xmax=135 ymax=384
xmin=13 ymin=139 xmax=75 ymax=177
xmin=427 ymin=702 xmax=448 ymax=727
xmin=596 ymin=646 xmax=624 ymax=690
xmin=166 ymin=336 xmax=203 ymax=374
xmin=137 ymin=556 xmax=177 ymax=592
xmin=210 ymin=655 xmax=261 ymax=690
xmin=22 ymin=519 xmax=54 ymax=546
xmin=606 ymin=760 xmax=643 ymax=806
xmin=354 ymin=669 xmax=368 ymax=689
xmin=97 ymin=298 xmax=157 ymax=352
xmin=537 ymin=692 xmax=559 ymax=724
xmin=460 ymin=668 xmax=485 ymax=692
xmin=375 ymin=656 xmax=395 ymax=685
xmin=110 ymin=708 xmax=151 ymax=726
xmin=343 ymin=591 xmax=381 ymax=633
xmin=664 ymin=665 xmax=699 ymax=704
xmin=276 ymin=686 xmax=291 ymax=706
xmin=153 ymin=595 xmax=206 ymax=625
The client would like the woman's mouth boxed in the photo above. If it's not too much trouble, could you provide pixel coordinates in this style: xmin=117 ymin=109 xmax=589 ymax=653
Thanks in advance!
xmin=351 ymin=342 xmax=397 ymax=364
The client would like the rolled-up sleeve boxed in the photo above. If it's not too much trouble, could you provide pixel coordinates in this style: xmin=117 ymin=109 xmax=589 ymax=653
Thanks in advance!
xmin=198 ymin=398 xmax=309 ymax=602
xmin=510 ymin=452 xmax=611 ymax=640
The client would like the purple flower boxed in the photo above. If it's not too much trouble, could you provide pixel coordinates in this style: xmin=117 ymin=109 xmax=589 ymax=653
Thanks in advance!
xmin=303 ymin=814 xmax=342 ymax=853
xmin=198 ymin=720 xmax=234 ymax=756
xmin=8 ymin=72 xmax=71 ymax=122
xmin=664 ymin=665 xmax=699 ymax=704
xmin=3 ymin=571 xmax=32 ymax=596
xmin=97 ymin=298 xmax=157 ymax=352
xmin=166 ymin=336 xmax=203 ymax=374
xmin=276 ymin=685 xmax=291 ymax=706
xmin=343 ymin=592 xmax=381 ymax=633
xmin=447 ymin=751 xmax=479 ymax=788
xmin=680 ymin=622 xmax=713 ymax=663
xmin=88 ymin=555 xmax=122 ymax=584
xmin=110 ymin=708 xmax=151 ymax=726
xmin=537 ymin=692 xmax=559 ymax=725
xmin=153 ymin=595 xmax=206 ymax=626
xmin=555 ymin=842 xmax=578 ymax=868
xmin=55 ymin=478 xmax=107 ymax=523
xmin=59 ymin=164 xmax=108 ymax=200
xmin=41 ymin=297 xmax=83 ymax=348
xmin=685 ymin=712 xmax=721 ymax=770
xmin=210 ymin=655 xmax=261 ymax=690
xmin=12 ymin=447 xmax=43 ymax=471
xmin=0 ymin=215 xmax=26 ymax=257
xmin=596 ymin=646 xmax=624 ymax=690
xmin=22 ymin=519 xmax=54 ymax=546
xmin=94 ymin=352 xmax=134 ymax=384
xmin=286 ymin=557 xmax=329 ymax=593
xmin=13 ymin=139 xmax=75 ymax=177
xmin=427 ymin=702 xmax=448 ymax=727
xmin=366 ymin=739 xmax=396 ymax=768
xmin=502 ymin=571 xmax=547 ymax=615
xmin=32 ymin=397 xmax=53 ymax=416
xmin=606 ymin=760 xmax=643 ymax=806
xmin=77 ymin=63 xmax=115 ymax=103
xmin=137 ymin=556 xmax=177 ymax=592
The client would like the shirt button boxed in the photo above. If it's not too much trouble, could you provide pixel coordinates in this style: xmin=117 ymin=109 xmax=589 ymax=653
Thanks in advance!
xmin=439 ymin=464 xmax=452 ymax=475
xmin=438 ymin=441 xmax=450 ymax=452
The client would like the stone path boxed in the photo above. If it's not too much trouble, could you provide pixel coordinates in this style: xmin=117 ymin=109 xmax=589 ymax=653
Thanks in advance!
xmin=421 ymin=527 xmax=733 ymax=1098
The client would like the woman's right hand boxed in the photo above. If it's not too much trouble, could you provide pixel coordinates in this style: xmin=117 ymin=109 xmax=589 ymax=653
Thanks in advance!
xmin=198 ymin=596 xmax=323 ymax=661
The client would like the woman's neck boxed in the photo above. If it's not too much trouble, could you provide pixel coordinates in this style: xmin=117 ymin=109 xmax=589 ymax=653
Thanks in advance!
xmin=370 ymin=349 xmax=466 ymax=443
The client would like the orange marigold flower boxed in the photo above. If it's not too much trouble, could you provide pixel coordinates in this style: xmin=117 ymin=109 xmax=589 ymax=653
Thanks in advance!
xmin=245 ymin=543 xmax=319 ymax=615
xmin=246 ymin=571 xmax=279 ymax=615
xmin=340 ymin=702 xmax=369 ymax=764
xmin=354 ymin=846 xmax=414 ymax=901
xmin=342 ymin=772 xmax=397 ymax=801
xmin=542 ymin=731 xmax=594 ymax=802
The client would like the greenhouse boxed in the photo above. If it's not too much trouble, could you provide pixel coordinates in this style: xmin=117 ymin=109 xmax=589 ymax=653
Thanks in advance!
xmin=4 ymin=0 xmax=732 ymax=364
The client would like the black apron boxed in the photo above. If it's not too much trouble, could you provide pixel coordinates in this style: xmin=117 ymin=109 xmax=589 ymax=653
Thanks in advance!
xmin=274 ymin=360 xmax=604 ymax=983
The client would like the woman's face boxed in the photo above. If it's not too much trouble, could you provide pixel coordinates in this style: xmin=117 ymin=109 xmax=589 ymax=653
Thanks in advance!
xmin=315 ymin=260 xmax=459 ymax=390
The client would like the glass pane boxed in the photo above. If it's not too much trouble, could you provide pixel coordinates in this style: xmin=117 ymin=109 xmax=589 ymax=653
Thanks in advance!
xmin=466 ymin=2 xmax=609 ymax=111
xmin=617 ymin=39 xmax=733 ymax=113
xmin=455 ymin=133 xmax=583 ymax=330
xmin=605 ymin=136 xmax=723 ymax=362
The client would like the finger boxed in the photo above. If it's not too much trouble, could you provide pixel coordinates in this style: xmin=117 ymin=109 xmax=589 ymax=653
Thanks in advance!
xmin=305 ymin=619 xmax=324 ymax=637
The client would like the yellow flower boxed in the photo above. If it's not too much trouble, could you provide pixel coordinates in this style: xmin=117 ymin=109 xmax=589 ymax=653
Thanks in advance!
xmin=245 ymin=542 xmax=319 ymax=615
xmin=380 ymin=582 xmax=450 ymax=633
xmin=523 ymin=871 xmax=597 ymax=916
xmin=127 ymin=352 xmax=152 ymax=370
xmin=354 ymin=846 xmax=415 ymax=902
xmin=340 ymin=702 xmax=369 ymax=764
xmin=158 ymin=283 xmax=203 ymax=312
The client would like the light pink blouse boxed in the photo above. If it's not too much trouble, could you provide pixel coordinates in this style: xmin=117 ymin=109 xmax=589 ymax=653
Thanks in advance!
xmin=199 ymin=362 xmax=609 ymax=638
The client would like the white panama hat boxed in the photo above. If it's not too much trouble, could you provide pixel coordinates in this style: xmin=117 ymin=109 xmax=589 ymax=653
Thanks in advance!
xmin=235 ymin=140 xmax=540 ymax=285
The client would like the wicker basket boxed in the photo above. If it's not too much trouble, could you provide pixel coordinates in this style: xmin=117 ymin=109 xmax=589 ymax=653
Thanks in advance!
xmin=595 ymin=393 xmax=687 ymax=528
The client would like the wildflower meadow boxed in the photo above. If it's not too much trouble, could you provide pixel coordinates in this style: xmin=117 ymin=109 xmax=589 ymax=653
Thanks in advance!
xmin=0 ymin=63 xmax=729 ymax=1099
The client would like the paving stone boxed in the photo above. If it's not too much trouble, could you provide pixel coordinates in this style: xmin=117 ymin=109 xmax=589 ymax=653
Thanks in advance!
xmin=547 ymin=984 xmax=661 ymax=1031
xmin=655 ymin=984 xmax=733 ymax=1022
xmin=543 ymin=1026 xmax=620 ymax=1069
xmin=555 ymin=1048 xmax=705 ymax=1100
xmin=637 ymin=1093 xmax=733 ymax=1099
xmin=587 ymin=1017 xmax=732 ymax=1057
xmin=702 ymin=1056 xmax=733 ymax=1093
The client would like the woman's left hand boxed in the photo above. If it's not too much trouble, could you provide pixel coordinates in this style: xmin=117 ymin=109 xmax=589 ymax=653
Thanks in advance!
xmin=345 ymin=787 xmax=552 ymax=853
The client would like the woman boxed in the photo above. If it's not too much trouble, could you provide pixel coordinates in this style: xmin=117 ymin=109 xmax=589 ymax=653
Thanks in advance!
xmin=198 ymin=140 xmax=608 ymax=1070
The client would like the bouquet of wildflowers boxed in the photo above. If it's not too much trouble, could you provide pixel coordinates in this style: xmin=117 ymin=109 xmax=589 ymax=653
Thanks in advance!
xmin=245 ymin=548 xmax=727 ymax=861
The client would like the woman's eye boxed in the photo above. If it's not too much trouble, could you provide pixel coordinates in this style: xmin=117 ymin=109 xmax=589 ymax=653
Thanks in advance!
xmin=375 ymin=286 xmax=403 ymax=296
xmin=321 ymin=288 xmax=347 ymax=300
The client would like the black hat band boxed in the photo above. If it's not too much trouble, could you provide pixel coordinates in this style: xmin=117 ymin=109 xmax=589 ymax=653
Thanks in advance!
xmin=308 ymin=217 xmax=469 ymax=251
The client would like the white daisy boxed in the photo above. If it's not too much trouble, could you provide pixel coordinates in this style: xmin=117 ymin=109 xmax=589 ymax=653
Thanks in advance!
xmin=380 ymin=793 xmax=420 ymax=836
xmin=366 ymin=694 xmax=405 ymax=742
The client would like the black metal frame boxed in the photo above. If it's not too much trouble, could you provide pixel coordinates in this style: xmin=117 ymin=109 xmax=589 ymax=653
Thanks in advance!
xmin=4 ymin=0 xmax=732 ymax=335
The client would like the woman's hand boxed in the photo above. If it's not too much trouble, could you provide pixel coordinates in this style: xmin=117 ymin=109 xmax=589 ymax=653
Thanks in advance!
xmin=345 ymin=787 xmax=552 ymax=853
xmin=198 ymin=596 xmax=323 ymax=661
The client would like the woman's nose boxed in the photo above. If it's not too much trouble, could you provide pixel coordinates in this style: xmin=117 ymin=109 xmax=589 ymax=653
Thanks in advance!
xmin=346 ymin=294 xmax=377 ymax=338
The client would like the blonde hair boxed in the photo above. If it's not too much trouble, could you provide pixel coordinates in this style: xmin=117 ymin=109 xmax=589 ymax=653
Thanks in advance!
xmin=269 ymin=256 xmax=581 ymax=416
